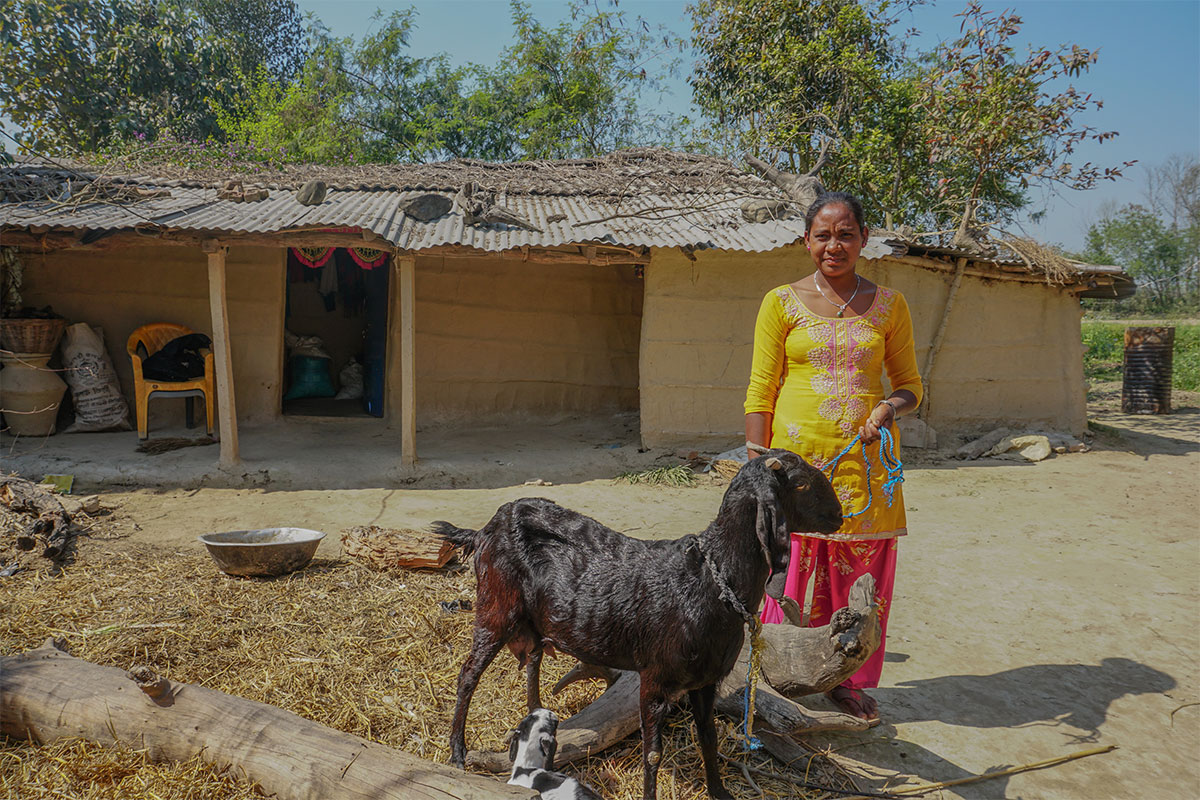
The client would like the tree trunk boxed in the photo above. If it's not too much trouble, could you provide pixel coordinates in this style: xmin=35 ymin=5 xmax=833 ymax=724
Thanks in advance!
xmin=1 ymin=640 xmax=533 ymax=800
xmin=749 ymin=573 xmax=882 ymax=698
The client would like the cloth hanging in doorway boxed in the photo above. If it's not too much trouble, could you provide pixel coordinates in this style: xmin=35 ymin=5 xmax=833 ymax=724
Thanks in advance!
xmin=292 ymin=246 xmax=335 ymax=269
xmin=348 ymin=246 xmax=388 ymax=269
xmin=335 ymin=248 xmax=368 ymax=316
xmin=319 ymin=259 xmax=337 ymax=311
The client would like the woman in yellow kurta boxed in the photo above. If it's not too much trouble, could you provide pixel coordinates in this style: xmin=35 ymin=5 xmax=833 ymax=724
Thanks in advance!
xmin=745 ymin=192 xmax=922 ymax=724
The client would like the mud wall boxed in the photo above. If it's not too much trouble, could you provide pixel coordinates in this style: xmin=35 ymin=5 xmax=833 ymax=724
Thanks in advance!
xmin=407 ymin=254 xmax=643 ymax=424
xmin=639 ymin=247 xmax=1086 ymax=449
xmin=18 ymin=244 xmax=285 ymax=428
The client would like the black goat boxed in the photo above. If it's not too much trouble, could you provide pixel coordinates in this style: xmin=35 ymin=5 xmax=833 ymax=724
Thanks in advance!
xmin=433 ymin=450 xmax=842 ymax=800
xmin=507 ymin=708 xmax=603 ymax=800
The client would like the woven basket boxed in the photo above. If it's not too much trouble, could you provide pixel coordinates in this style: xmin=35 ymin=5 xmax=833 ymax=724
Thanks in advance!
xmin=0 ymin=318 xmax=68 ymax=355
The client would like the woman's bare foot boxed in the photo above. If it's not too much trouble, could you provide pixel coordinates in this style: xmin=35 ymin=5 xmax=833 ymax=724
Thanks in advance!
xmin=828 ymin=685 xmax=881 ymax=726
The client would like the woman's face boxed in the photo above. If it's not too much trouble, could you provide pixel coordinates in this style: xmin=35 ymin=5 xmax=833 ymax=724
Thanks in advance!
xmin=804 ymin=203 xmax=868 ymax=280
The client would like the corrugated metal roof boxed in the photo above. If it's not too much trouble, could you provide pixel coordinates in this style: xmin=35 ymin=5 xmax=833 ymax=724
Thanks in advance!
xmin=0 ymin=154 xmax=1126 ymax=285
xmin=1 ymin=180 xmax=902 ymax=258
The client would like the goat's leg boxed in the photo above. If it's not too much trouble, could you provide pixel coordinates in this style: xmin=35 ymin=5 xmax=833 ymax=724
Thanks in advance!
xmin=638 ymin=680 xmax=671 ymax=800
xmin=688 ymin=684 xmax=731 ymax=800
xmin=450 ymin=627 xmax=504 ymax=769
xmin=525 ymin=646 xmax=543 ymax=711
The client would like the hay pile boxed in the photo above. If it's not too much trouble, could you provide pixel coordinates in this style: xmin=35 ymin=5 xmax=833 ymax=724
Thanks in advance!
xmin=0 ymin=738 xmax=264 ymax=800
xmin=0 ymin=538 xmax=860 ymax=799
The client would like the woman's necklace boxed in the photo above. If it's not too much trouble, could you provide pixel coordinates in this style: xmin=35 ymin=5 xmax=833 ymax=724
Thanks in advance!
xmin=814 ymin=273 xmax=862 ymax=318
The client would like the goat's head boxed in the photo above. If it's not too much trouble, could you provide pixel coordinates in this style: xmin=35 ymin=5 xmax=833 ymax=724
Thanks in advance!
xmin=732 ymin=450 xmax=842 ymax=600
xmin=508 ymin=708 xmax=559 ymax=772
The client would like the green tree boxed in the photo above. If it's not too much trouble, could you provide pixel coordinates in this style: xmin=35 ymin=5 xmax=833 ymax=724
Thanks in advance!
xmin=217 ymin=1 xmax=680 ymax=163
xmin=0 ymin=0 xmax=310 ymax=154
xmin=688 ymin=0 xmax=931 ymax=225
xmin=1083 ymin=204 xmax=1198 ymax=311
xmin=213 ymin=40 xmax=363 ymax=165
xmin=0 ymin=0 xmax=233 ymax=152
xmin=471 ymin=0 xmax=681 ymax=160
xmin=917 ymin=1 xmax=1134 ymax=232
xmin=187 ymin=0 xmax=308 ymax=84
xmin=215 ymin=9 xmax=484 ymax=163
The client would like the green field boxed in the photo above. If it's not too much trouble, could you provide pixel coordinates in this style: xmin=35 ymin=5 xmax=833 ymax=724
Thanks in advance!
xmin=1082 ymin=322 xmax=1200 ymax=391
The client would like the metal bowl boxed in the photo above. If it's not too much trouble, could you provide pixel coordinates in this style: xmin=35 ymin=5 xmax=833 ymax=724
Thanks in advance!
xmin=199 ymin=527 xmax=326 ymax=577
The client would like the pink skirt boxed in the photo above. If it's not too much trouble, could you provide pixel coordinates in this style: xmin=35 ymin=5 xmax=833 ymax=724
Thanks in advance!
xmin=760 ymin=535 xmax=898 ymax=689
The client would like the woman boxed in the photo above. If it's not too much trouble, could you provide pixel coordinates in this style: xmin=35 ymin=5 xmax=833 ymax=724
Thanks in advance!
xmin=744 ymin=192 xmax=922 ymax=724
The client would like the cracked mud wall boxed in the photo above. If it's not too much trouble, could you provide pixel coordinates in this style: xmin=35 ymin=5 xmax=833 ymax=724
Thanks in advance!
xmin=638 ymin=246 xmax=1087 ymax=450
xmin=19 ymin=244 xmax=285 ymax=428
xmin=406 ymin=254 xmax=643 ymax=425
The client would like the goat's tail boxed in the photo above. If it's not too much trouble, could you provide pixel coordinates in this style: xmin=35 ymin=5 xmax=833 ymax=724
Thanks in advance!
xmin=431 ymin=520 xmax=479 ymax=556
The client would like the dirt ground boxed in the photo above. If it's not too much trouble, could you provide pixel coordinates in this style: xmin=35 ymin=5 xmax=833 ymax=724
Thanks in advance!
xmin=3 ymin=387 xmax=1198 ymax=799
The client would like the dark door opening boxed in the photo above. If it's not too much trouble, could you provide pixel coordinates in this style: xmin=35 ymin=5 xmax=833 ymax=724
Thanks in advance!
xmin=283 ymin=247 xmax=389 ymax=418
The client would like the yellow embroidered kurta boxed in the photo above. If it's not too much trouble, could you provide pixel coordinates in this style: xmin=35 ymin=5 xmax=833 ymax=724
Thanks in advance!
xmin=745 ymin=284 xmax=923 ymax=541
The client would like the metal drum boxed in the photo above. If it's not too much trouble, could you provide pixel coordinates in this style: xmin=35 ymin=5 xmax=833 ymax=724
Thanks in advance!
xmin=1122 ymin=327 xmax=1174 ymax=414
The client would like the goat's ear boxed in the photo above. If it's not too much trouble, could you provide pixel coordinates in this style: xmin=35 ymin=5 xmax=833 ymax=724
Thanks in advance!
xmin=507 ymin=729 xmax=521 ymax=762
xmin=539 ymin=732 xmax=557 ymax=768
xmin=755 ymin=489 xmax=791 ymax=600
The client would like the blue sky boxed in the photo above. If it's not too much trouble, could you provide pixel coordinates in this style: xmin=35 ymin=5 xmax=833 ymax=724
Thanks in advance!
xmin=296 ymin=0 xmax=1200 ymax=253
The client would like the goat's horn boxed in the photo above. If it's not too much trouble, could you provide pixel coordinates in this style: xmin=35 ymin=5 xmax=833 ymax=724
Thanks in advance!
xmin=765 ymin=457 xmax=783 ymax=471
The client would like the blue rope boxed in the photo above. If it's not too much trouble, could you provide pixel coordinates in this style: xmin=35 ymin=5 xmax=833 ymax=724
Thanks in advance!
xmin=821 ymin=426 xmax=904 ymax=517
xmin=740 ymin=427 xmax=903 ymax=752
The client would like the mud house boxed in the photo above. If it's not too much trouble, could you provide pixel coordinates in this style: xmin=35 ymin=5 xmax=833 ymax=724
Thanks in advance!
xmin=0 ymin=150 xmax=1131 ymax=465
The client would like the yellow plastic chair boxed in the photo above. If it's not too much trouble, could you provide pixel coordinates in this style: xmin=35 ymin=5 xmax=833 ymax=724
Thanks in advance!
xmin=126 ymin=323 xmax=215 ymax=440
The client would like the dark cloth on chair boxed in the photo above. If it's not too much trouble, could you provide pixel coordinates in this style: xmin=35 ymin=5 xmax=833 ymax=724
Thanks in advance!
xmin=141 ymin=333 xmax=212 ymax=381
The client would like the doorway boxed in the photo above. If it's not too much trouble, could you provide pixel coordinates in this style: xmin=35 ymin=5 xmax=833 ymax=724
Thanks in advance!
xmin=282 ymin=247 xmax=389 ymax=418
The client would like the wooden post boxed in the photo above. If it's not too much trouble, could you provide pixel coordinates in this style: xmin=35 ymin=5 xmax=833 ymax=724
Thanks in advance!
xmin=204 ymin=242 xmax=240 ymax=466
xmin=919 ymin=256 xmax=968 ymax=420
xmin=398 ymin=256 xmax=417 ymax=468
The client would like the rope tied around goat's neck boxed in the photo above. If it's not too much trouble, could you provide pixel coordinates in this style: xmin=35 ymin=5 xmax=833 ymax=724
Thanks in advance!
xmin=695 ymin=536 xmax=765 ymax=751
xmin=822 ymin=427 xmax=904 ymax=517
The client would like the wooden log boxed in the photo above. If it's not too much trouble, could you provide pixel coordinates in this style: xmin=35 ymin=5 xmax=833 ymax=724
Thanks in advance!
xmin=1 ymin=640 xmax=533 ymax=800
xmin=749 ymin=573 xmax=882 ymax=698
xmin=341 ymin=526 xmax=456 ymax=570
xmin=0 ymin=476 xmax=73 ymax=558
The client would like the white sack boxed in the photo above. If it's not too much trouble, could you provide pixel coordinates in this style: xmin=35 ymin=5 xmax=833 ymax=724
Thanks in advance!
xmin=334 ymin=358 xmax=364 ymax=400
xmin=61 ymin=323 xmax=131 ymax=432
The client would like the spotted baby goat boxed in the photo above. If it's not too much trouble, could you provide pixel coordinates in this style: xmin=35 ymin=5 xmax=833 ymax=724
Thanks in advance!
xmin=507 ymin=708 xmax=602 ymax=800
xmin=433 ymin=450 xmax=842 ymax=800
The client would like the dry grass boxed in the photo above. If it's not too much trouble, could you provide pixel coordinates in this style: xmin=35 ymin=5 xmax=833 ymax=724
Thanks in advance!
xmin=0 ymin=536 xmax=857 ymax=800
xmin=997 ymin=236 xmax=1080 ymax=285
xmin=0 ymin=737 xmax=265 ymax=800
xmin=614 ymin=465 xmax=699 ymax=487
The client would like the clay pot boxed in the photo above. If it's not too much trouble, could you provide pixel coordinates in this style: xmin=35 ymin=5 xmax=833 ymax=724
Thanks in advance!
xmin=0 ymin=352 xmax=67 ymax=436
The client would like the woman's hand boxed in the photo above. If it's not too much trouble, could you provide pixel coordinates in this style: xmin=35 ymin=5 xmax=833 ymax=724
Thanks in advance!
xmin=859 ymin=401 xmax=895 ymax=444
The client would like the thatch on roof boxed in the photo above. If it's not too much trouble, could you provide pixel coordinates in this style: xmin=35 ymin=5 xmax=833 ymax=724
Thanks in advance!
xmin=16 ymin=147 xmax=770 ymax=198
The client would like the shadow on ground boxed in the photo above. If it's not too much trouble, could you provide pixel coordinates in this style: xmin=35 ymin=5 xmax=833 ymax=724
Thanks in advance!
xmin=818 ymin=657 xmax=1176 ymax=798
xmin=876 ymin=658 xmax=1175 ymax=740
